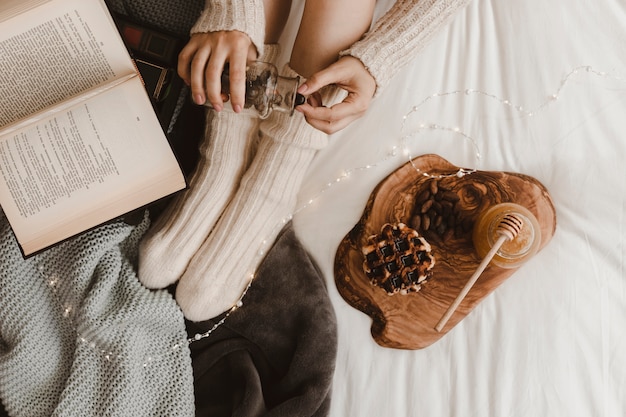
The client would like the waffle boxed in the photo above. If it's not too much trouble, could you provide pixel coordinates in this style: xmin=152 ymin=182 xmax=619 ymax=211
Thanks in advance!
xmin=362 ymin=223 xmax=435 ymax=295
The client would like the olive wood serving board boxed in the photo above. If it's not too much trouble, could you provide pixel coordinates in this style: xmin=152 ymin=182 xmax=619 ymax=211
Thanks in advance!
xmin=334 ymin=154 xmax=556 ymax=349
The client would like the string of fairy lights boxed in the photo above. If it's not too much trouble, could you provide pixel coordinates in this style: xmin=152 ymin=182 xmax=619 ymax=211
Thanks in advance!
xmin=37 ymin=65 xmax=625 ymax=366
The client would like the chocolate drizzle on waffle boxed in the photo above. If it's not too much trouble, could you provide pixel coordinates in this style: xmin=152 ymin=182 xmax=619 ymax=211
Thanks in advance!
xmin=362 ymin=223 xmax=435 ymax=295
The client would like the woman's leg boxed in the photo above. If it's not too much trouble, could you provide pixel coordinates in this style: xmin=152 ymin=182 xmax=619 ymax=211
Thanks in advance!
xmin=264 ymin=0 xmax=292 ymax=44
xmin=291 ymin=0 xmax=375 ymax=77
xmin=176 ymin=0 xmax=375 ymax=321
xmin=138 ymin=1 xmax=291 ymax=289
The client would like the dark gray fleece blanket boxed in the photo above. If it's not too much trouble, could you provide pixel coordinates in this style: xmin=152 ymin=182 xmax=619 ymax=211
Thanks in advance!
xmin=186 ymin=223 xmax=338 ymax=417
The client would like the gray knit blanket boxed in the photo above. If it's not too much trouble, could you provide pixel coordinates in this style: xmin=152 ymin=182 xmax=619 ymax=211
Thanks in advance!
xmin=0 ymin=210 xmax=194 ymax=416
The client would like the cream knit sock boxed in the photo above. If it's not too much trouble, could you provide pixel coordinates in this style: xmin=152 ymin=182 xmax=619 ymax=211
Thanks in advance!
xmin=138 ymin=45 xmax=280 ymax=289
xmin=176 ymin=65 xmax=343 ymax=321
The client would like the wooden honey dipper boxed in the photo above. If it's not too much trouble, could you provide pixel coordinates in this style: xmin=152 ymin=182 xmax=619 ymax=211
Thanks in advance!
xmin=435 ymin=213 xmax=524 ymax=332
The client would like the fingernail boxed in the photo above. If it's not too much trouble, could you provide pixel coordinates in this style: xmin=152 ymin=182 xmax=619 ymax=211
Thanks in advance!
xmin=194 ymin=94 xmax=205 ymax=105
xmin=297 ymin=84 xmax=308 ymax=94
xmin=233 ymin=104 xmax=242 ymax=113
xmin=295 ymin=93 xmax=306 ymax=106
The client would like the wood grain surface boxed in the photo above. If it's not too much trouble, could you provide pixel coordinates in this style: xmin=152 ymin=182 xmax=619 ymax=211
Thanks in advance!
xmin=334 ymin=154 xmax=556 ymax=349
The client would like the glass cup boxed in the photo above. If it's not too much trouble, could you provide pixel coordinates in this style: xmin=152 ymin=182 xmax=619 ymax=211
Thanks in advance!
xmin=215 ymin=61 xmax=306 ymax=118
xmin=472 ymin=202 xmax=541 ymax=268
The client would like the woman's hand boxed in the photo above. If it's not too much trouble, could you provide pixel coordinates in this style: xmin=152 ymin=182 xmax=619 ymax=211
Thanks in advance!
xmin=177 ymin=31 xmax=257 ymax=112
xmin=295 ymin=56 xmax=377 ymax=134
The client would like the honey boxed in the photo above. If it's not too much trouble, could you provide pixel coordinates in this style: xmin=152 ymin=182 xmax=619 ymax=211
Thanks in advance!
xmin=472 ymin=202 xmax=541 ymax=268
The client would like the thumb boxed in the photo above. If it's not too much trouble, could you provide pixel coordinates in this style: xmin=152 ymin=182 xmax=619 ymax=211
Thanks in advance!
xmin=297 ymin=64 xmax=342 ymax=96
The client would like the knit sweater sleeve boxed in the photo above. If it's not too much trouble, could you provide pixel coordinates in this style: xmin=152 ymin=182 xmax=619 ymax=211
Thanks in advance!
xmin=340 ymin=0 xmax=471 ymax=95
xmin=190 ymin=0 xmax=265 ymax=58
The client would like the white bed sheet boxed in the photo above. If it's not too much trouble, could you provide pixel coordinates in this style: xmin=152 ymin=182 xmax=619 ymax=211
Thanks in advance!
xmin=281 ymin=0 xmax=626 ymax=416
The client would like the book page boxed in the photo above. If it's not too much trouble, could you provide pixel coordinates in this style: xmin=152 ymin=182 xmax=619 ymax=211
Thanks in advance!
xmin=0 ymin=0 xmax=136 ymax=129
xmin=0 ymin=0 xmax=48 ymax=22
xmin=0 ymin=77 xmax=186 ymax=256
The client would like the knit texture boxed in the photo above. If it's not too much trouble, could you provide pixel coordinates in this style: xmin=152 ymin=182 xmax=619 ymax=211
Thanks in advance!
xmin=139 ymin=107 xmax=261 ymax=289
xmin=142 ymin=0 xmax=470 ymax=97
xmin=341 ymin=0 xmax=471 ymax=95
xmin=104 ymin=0 xmax=204 ymax=37
xmin=0 ymin=211 xmax=194 ymax=417
xmin=138 ymin=44 xmax=281 ymax=289
xmin=175 ymin=66 xmax=341 ymax=322
xmin=191 ymin=0 xmax=266 ymax=58
xmin=175 ymin=120 xmax=320 ymax=321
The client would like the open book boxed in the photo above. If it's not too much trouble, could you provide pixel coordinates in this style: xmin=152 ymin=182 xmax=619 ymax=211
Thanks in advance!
xmin=0 ymin=0 xmax=187 ymax=256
